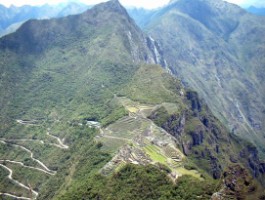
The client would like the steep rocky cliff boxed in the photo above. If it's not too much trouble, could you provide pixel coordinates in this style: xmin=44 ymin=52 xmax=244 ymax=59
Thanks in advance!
xmin=141 ymin=0 xmax=265 ymax=156
xmin=149 ymin=90 xmax=265 ymax=182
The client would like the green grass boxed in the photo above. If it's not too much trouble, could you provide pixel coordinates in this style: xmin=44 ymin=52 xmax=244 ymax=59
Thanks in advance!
xmin=0 ymin=143 xmax=37 ymax=167
xmin=121 ymin=64 xmax=184 ymax=105
xmin=162 ymin=103 xmax=181 ymax=115
xmin=96 ymin=137 xmax=126 ymax=154
xmin=6 ymin=163 xmax=50 ymax=191
xmin=106 ymin=117 xmax=145 ymax=139
xmin=144 ymin=144 xmax=168 ymax=165
xmin=144 ymin=144 xmax=203 ymax=180
xmin=0 ymin=166 xmax=31 ymax=198
xmin=184 ymin=118 xmax=203 ymax=133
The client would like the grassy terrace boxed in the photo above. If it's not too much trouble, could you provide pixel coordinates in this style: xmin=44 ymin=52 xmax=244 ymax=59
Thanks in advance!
xmin=144 ymin=144 xmax=168 ymax=165
xmin=144 ymin=144 xmax=202 ymax=180
xmin=97 ymin=96 xmax=202 ymax=180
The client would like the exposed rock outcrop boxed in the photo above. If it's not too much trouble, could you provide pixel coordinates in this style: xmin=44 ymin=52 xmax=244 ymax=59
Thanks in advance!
xmin=148 ymin=91 xmax=265 ymax=182
xmin=212 ymin=164 xmax=265 ymax=199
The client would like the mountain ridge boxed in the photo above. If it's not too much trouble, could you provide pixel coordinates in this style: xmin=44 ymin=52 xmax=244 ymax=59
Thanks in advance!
xmin=0 ymin=1 xmax=168 ymax=198
xmin=0 ymin=2 xmax=90 ymax=37
xmin=0 ymin=0 xmax=264 ymax=199
xmin=141 ymin=0 xmax=265 ymax=156
xmin=247 ymin=6 xmax=265 ymax=16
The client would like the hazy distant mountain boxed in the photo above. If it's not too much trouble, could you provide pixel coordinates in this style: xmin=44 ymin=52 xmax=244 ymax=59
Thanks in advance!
xmin=1 ymin=0 xmax=264 ymax=199
xmin=56 ymin=2 xmax=90 ymax=17
xmin=132 ymin=0 xmax=265 ymax=155
xmin=0 ymin=2 xmax=89 ymax=37
xmin=126 ymin=7 xmax=155 ymax=28
xmin=247 ymin=6 xmax=265 ymax=16
xmin=0 ymin=3 xmax=156 ymax=37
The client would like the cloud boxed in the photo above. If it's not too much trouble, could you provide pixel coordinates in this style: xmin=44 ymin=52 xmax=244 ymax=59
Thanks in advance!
xmin=225 ymin=0 xmax=265 ymax=7
xmin=119 ymin=0 xmax=170 ymax=9
xmin=0 ymin=0 xmax=169 ymax=8
xmin=0 ymin=0 xmax=264 ymax=8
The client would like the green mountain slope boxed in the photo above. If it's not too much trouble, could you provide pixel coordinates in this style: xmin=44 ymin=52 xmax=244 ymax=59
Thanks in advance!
xmin=0 ymin=0 xmax=163 ymax=127
xmin=141 ymin=0 xmax=265 ymax=156
xmin=0 ymin=0 xmax=264 ymax=199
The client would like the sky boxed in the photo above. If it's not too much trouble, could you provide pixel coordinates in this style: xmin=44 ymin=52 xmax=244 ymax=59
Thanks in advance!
xmin=0 ymin=0 xmax=264 ymax=9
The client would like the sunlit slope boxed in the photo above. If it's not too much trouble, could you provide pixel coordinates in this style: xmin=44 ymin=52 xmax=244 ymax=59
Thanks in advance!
xmin=144 ymin=0 xmax=265 ymax=155
xmin=0 ymin=0 xmax=264 ymax=199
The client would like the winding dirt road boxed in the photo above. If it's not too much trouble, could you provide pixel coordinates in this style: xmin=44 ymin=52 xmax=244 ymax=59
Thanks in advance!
xmin=0 ymin=164 xmax=38 ymax=198
xmin=0 ymin=119 xmax=70 ymax=198
xmin=16 ymin=120 xmax=39 ymax=126
xmin=0 ymin=160 xmax=55 ymax=176
xmin=0 ymin=192 xmax=32 ymax=200
xmin=46 ymin=132 xmax=69 ymax=149
xmin=0 ymin=139 xmax=56 ymax=175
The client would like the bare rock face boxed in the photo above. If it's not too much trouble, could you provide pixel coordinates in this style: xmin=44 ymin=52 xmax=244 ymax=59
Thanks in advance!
xmin=148 ymin=90 xmax=265 ymax=182
xmin=212 ymin=164 xmax=265 ymax=199
xmin=190 ymin=127 xmax=204 ymax=145
xmin=240 ymin=144 xmax=265 ymax=182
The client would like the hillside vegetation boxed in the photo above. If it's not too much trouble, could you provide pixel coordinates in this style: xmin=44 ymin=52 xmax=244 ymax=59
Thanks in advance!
xmin=0 ymin=0 xmax=264 ymax=199
xmin=142 ymin=0 xmax=265 ymax=156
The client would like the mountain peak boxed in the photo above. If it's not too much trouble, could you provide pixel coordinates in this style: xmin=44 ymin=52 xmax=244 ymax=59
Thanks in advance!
xmin=110 ymin=0 xmax=120 ymax=3
xmin=104 ymin=0 xmax=122 ymax=7
xmin=91 ymin=0 xmax=126 ymax=15
xmin=0 ymin=0 xmax=130 ymax=54
xmin=1 ymin=0 xmax=163 ymax=65
xmin=77 ymin=0 xmax=130 ymax=25
xmin=165 ymin=0 xmax=246 ymax=36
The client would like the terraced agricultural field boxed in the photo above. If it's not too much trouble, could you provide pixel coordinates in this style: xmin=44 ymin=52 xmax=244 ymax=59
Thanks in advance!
xmin=1 ymin=97 xmax=188 ymax=199
xmin=97 ymin=97 xmax=202 ymax=180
